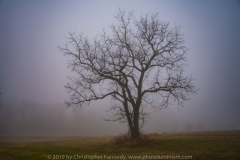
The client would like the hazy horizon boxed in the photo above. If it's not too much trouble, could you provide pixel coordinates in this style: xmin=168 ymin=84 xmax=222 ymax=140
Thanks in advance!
xmin=0 ymin=0 xmax=240 ymax=136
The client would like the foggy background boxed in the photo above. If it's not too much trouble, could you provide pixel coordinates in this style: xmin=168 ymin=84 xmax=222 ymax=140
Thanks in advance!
xmin=0 ymin=0 xmax=240 ymax=136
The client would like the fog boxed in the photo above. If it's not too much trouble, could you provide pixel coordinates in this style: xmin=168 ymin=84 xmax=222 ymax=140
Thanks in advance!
xmin=0 ymin=0 xmax=240 ymax=136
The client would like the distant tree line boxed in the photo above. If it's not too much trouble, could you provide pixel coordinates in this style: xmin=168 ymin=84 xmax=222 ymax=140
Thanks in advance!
xmin=0 ymin=102 xmax=69 ymax=135
xmin=0 ymin=101 xmax=124 ymax=135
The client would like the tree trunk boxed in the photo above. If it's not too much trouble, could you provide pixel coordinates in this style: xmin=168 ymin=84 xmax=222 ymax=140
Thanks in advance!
xmin=122 ymin=87 xmax=141 ymax=139
xmin=130 ymin=126 xmax=139 ymax=139
xmin=130 ymin=107 xmax=140 ymax=139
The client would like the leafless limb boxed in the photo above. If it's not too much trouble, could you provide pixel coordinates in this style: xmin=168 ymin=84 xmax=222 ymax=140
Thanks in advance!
xmin=59 ymin=9 xmax=197 ymax=139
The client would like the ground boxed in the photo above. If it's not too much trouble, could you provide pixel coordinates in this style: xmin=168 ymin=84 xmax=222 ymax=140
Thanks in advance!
xmin=0 ymin=130 xmax=239 ymax=160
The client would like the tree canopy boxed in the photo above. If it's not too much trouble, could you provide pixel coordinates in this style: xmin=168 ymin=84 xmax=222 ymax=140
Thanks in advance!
xmin=59 ymin=9 xmax=197 ymax=139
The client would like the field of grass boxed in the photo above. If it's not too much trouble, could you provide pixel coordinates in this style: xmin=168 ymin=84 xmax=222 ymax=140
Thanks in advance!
xmin=0 ymin=130 xmax=240 ymax=160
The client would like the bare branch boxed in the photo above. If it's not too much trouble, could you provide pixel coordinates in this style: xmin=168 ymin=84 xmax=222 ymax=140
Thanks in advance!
xmin=60 ymin=9 xmax=198 ymax=139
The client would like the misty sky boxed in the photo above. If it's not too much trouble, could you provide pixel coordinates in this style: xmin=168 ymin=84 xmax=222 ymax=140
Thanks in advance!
xmin=0 ymin=0 xmax=240 ymax=135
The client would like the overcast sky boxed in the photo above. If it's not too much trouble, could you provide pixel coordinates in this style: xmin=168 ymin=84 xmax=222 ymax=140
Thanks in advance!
xmin=0 ymin=0 xmax=240 ymax=135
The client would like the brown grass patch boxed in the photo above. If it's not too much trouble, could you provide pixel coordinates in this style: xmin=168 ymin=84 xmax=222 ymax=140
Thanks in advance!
xmin=113 ymin=132 xmax=161 ymax=147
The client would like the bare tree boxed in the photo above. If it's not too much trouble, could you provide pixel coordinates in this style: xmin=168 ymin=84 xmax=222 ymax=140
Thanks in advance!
xmin=185 ymin=122 xmax=193 ymax=132
xmin=0 ymin=86 xmax=2 ymax=107
xmin=0 ymin=86 xmax=2 ymax=96
xmin=228 ymin=122 xmax=235 ymax=130
xmin=197 ymin=122 xmax=205 ymax=131
xmin=59 ymin=9 xmax=197 ymax=139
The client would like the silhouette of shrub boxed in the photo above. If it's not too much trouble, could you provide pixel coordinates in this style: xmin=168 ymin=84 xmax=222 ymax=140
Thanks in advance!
xmin=113 ymin=132 xmax=161 ymax=147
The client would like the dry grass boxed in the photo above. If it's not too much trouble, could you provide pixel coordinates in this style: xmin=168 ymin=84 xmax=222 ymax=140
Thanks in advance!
xmin=0 ymin=130 xmax=240 ymax=160
xmin=113 ymin=132 xmax=160 ymax=147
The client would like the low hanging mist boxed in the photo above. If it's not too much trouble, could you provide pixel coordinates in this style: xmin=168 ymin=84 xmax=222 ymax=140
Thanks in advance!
xmin=0 ymin=1 xmax=240 ymax=136
xmin=0 ymin=100 xmax=238 ymax=136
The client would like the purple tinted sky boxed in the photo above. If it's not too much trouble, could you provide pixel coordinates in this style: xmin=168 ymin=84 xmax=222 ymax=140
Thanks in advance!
xmin=0 ymin=0 xmax=240 ymax=132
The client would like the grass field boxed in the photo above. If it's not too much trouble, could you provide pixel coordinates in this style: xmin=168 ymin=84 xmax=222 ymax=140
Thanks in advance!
xmin=0 ymin=130 xmax=239 ymax=160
